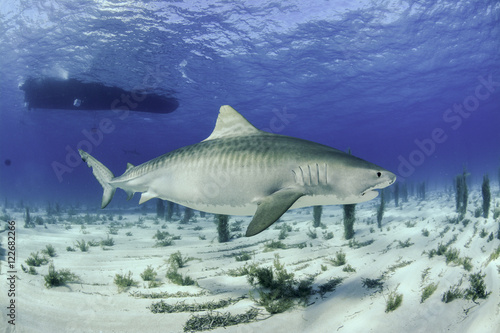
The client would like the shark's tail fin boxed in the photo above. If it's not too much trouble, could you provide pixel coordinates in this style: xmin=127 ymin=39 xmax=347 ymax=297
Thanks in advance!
xmin=79 ymin=149 xmax=116 ymax=208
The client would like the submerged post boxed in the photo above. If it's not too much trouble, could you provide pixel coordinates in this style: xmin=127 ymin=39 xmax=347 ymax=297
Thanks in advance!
xmin=313 ymin=206 xmax=322 ymax=228
xmin=377 ymin=190 xmax=385 ymax=229
xmin=216 ymin=214 xmax=230 ymax=243
xmin=343 ymin=204 xmax=356 ymax=239
xmin=482 ymin=175 xmax=490 ymax=218
xmin=156 ymin=199 xmax=165 ymax=219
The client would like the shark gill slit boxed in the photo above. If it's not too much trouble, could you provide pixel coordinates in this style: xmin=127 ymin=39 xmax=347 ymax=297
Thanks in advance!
xmin=325 ymin=163 xmax=328 ymax=185
xmin=314 ymin=164 xmax=318 ymax=186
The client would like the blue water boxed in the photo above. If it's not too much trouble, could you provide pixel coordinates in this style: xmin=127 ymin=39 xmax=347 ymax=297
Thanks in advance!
xmin=1 ymin=0 xmax=499 ymax=206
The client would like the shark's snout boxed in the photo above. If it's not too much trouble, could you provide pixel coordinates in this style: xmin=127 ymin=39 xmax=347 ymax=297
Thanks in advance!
xmin=360 ymin=170 xmax=396 ymax=197
xmin=378 ymin=171 xmax=396 ymax=189
xmin=383 ymin=170 xmax=396 ymax=182
xmin=386 ymin=171 xmax=397 ymax=185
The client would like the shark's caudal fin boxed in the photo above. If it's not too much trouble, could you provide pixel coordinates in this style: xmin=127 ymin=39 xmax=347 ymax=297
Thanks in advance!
xmin=79 ymin=150 xmax=116 ymax=208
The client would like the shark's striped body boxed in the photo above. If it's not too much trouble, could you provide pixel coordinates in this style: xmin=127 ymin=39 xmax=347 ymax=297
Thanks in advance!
xmin=79 ymin=105 xmax=396 ymax=236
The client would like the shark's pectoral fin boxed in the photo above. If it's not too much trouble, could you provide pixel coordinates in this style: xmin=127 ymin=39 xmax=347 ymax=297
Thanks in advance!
xmin=139 ymin=191 xmax=157 ymax=204
xmin=246 ymin=189 xmax=304 ymax=237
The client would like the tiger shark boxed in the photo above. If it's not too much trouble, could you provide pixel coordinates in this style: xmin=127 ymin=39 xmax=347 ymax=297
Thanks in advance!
xmin=79 ymin=105 xmax=396 ymax=236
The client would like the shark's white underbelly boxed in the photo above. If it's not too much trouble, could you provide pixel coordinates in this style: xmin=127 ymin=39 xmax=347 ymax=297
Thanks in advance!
xmin=162 ymin=171 xmax=284 ymax=214
xmin=118 ymin=164 xmax=288 ymax=214
xmin=116 ymin=150 xmax=381 ymax=216
xmin=122 ymin=162 xmax=380 ymax=216
xmin=176 ymin=191 xmax=379 ymax=216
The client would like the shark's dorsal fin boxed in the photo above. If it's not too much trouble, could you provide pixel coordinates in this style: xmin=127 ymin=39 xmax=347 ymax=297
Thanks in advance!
xmin=126 ymin=163 xmax=135 ymax=171
xmin=203 ymin=105 xmax=260 ymax=141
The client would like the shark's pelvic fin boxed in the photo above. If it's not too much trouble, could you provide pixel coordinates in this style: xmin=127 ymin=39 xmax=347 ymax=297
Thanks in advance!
xmin=245 ymin=189 xmax=304 ymax=237
xmin=203 ymin=105 xmax=261 ymax=141
xmin=139 ymin=191 xmax=157 ymax=204
xmin=78 ymin=150 xmax=116 ymax=208
xmin=125 ymin=190 xmax=134 ymax=201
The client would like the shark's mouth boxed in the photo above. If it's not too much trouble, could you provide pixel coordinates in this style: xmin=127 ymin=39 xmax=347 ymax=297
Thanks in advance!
xmin=361 ymin=180 xmax=393 ymax=197
xmin=361 ymin=188 xmax=377 ymax=197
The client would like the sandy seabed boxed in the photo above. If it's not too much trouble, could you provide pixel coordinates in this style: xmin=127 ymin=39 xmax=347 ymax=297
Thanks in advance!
xmin=1 ymin=190 xmax=499 ymax=333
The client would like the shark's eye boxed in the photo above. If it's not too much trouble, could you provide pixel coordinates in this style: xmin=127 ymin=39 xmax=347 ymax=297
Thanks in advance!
xmin=377 ymin=172 xmax=382 ymax=178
